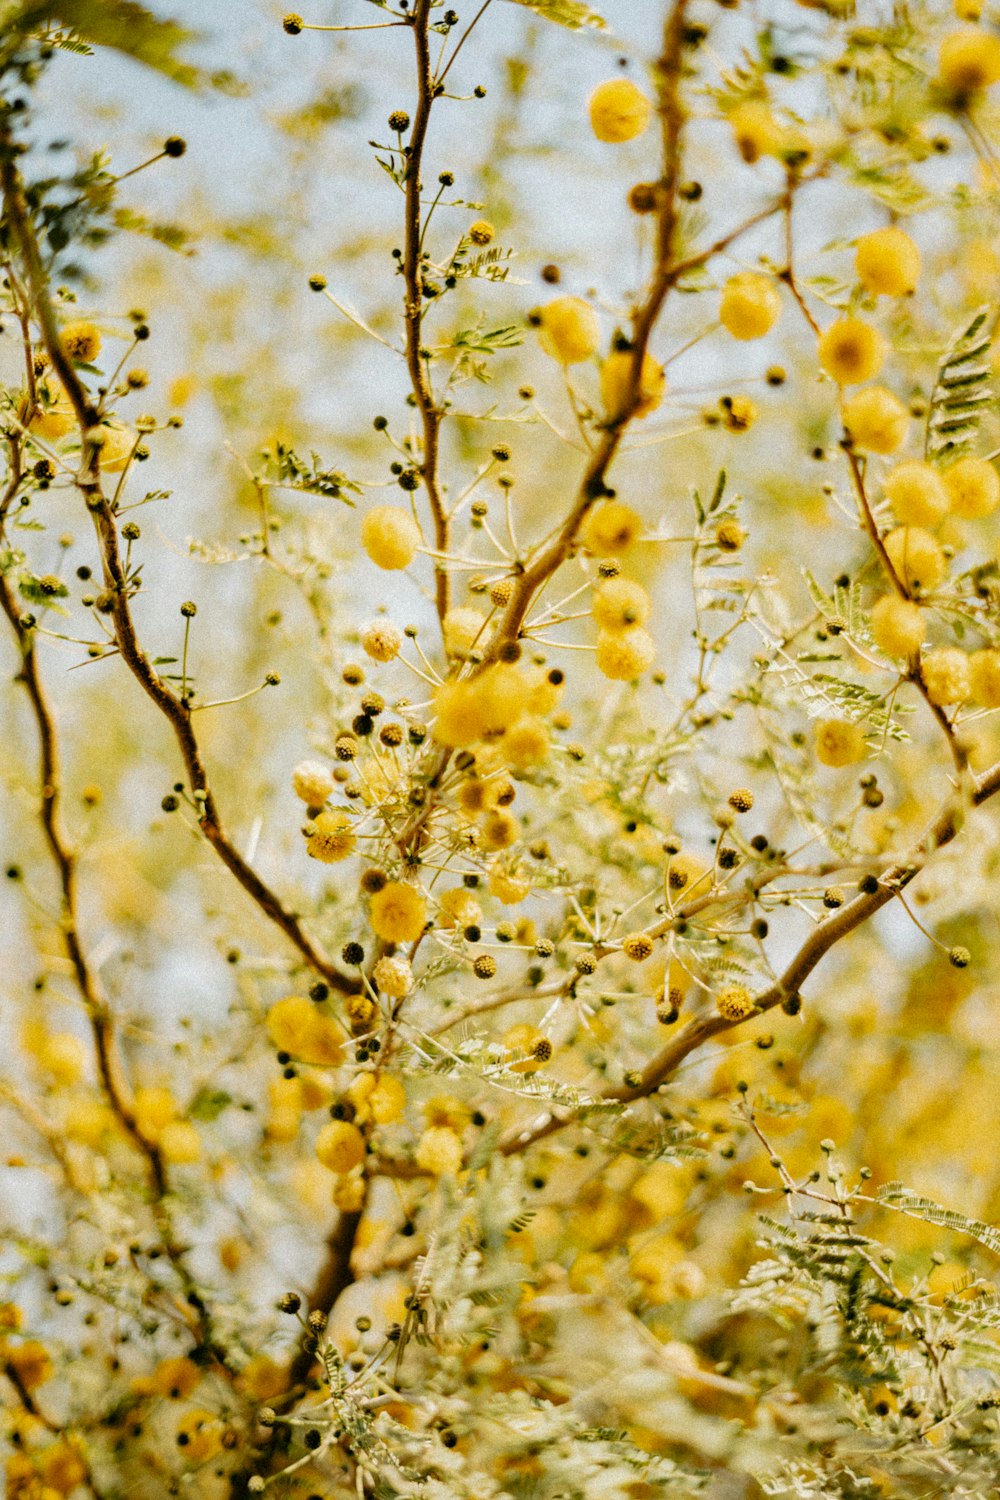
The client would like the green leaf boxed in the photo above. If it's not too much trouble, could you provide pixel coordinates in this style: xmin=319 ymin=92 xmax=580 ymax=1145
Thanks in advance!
xmin=876 ymin=1182 xmax=1000 ymax=1259
xmin=504 ymin=0 xmax=608 ymax=31
xmin=188 ymin=1088 xmax=232 ymax=1122
xmin=9 ymin=0 xmax=204 ymax=87
xmin=926 ymin=305 xmax=996 ymax=464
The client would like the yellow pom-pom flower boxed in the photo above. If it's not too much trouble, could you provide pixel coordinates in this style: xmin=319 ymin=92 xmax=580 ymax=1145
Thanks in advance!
xmin=30 ymin=381 xmax=76 ymax=441
xmin=942 ymin=455 xmax=1000 ymax=518
xmin=969 ymin=647 xmax=1000 ymax=707
xmin=870 ymin=595 xmax=925 ymax=659
xmin=306 ymin=809 xmax=355 ymax=863
xmin=488 ymin=863 xmax=531 ymax=903
xmin=883 ymin=526 xmax=946 ymax=595
xmin=292 ymin=760 xmax=334 ymax=806
xmin=817 ymin=317 xmax=886 ymax=385
xmin=855 ymin=227 xmax=920 ymax=297
xmin=842 ymin=386 xmax=910 ymax=454
xmin=370 ymin=880 xmax=427 ymax=942
xmin=360 ymin=619 xmax=403 ymax=662
xmin=361 ymin=505 xmax=421 ymax=569
xmin=939 ymin=27 xmax=1000 ymax=99
xmin=716 ymin=984 xmax=756 ymax=1022
xmin=883 ymin=461 xmax=949 ymax=527
xmin=588 ymin=78 xmax=652 ymax=143
xmin=535 ymin=296 xmax=600 ymax=365
xmin=443 ymin=606 xmax=487 ymax=658
xmin=582 ymin=501 xmax=642 ymax=555
xmin=815 ymin=719 xmax=866 ymax=767
xmin=502 ymin=715 xmax=551 ymax=769
xmin=59 ymin=320 xmax=102 ymax=364
xmin=600 ymin=348 xmax=666 ymax=421
xmin=96 ymin=424 xmax=137 ymax=473
xmin=315 ymin=1119 xmax=366 ymax=1174
xmin=719 ymin=272 xmax=782 ymax=340
xmin=921 ymin=647 xmax=971 ymax=705
xmin=592 ymin=577 xmax=651 ymax=631
xmin=596 ymin=626 xmax=655 ymax=680
xmin=372 ymin=955 xmax=413 ymax=998
xmin=728 ymin=99 xmax=783 ymax=163
xmin=416 ymin=1124 xmax=464 ymax=1175
xmin=159 ymin=1120 xmax=202 ymax=1165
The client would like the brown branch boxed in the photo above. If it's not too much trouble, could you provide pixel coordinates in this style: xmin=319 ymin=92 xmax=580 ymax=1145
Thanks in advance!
xmin=0 ymin=127 xmax=357 ymax=999
xmin=403 ymin=0 xmax=450 ymax=627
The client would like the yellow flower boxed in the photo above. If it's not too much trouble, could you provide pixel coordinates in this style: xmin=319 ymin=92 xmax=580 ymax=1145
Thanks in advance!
xmin=883 ymin=526 xmax=946 ymax=595
xmin=370 ymin=881 xmax=427 ymax=942
xmin=535 ymin=296 xmax=600 ymax=365
xmin=134 ymin=1085 xmax=178 ymax=1144
xmin=443 ymin=606 xmax=487 ymax=657
xmin=372 ymin=954 xmax=413 ymax=998
xmin=596 ymin=626 xmax=655 ymax=680
xmin=588 ymin=78 xmax=652 ymax=143
xmin=359 ymin=619 xmax=403 ymax=662
xmin=600 ymin=348 xmax=666 ymax=421
xmin=59 ymin=319 xmax=102 ymax=364
xmin=488 ymin=863 xmax=531 ymax=903
xmin=292 ymin=759 xmax=334 ymax=805
xmin=842 ymin=386 xmax=910 ymax=454
xmin=582 ymin=501 xmax=642 ymax=555
xmin=502 ymin=715 xmax=550 ymax=769
xmin=159 ymin=1120 xmax=201 ymax=1164
xmin=95 ymin=424 xmax=136 ymax=473
xmin=939 ymin=27 xmax=1000 ymax=99
xmin=719 ymin=272 xmax=782 ymax=340
xmin=315 ymin=1119 xmax=366 ymax=1173
xmin=468 ymin=219 xmax=494 ymax=245
xmin=592 ymin=577 xmax=651 ymax=631
xmin=437 ymin=886 xmax=482 ymax=929
xmin=815 ymin=718 xmax=866 ymax=767
xmin=870 ymin=595 xmax=925 ymax=659
xmin=883 ymin=461 xmax=949 ymax=527
xmin=721 ymin=394 xmax=757 ymax=431
xmin=503 ymin=1023 xmax=552 ymax=1073
xmin=855 ymin=227 xmax=921 ymax=297
xmin=306 ymin=808 xmax=355 ymax=863
xmin=817 ymin=317 xmax=886 ymax=385
xmin=969 ymin=647 xmax=1000 ymax=707
xmin=415 ymin=1124 xmax=464 ymax=1175
xmin=480 ymin=808 xmax=520 ymax=849
xmin=30 ymin=380 xmax=75 ymax=441
xmin=728 ymin=99 xmax=783 ymax=163
xmin=920 ymin=646 xmax=971 ymax=706
xmin=369 ymin=1074 xmax=407 ymax=1124
xmin=361 ymin=505 xmax=421 ymax=569
xmin=266 ymin=996 xmax=346 ymax=1066
xmin=6 ymin=1340 xmax=53 ymax=1390
xmin=34 ymin=1031 xmax=85 ymax=1086
xmin=151 ymin=1355 xmax=201 ymax=1399
xmin=716 ymin=984 xmax=756 ymax=1021
xmin=942 ymin=455 xmax=1000 ymax=518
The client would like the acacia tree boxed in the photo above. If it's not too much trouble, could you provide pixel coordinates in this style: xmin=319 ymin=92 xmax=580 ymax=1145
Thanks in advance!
xmin=5 ymin=0 xmax=1000 ymax=1495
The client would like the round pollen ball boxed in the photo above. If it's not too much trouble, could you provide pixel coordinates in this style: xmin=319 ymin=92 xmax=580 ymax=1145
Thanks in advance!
xmin=883 ymin=461 xmax=949 ymax=527
xmin=716 ymin=984 xmax=756 ymax=1022
xmin=588 ymin=78 xmax=653 ymax=143
xmin=600 ymin=348 xmax=666 ymax=420
xmin=942 ymin=455 xmax=1000 ymax=519
xmin=59 ymin=319 xmax=102 ymax=364
xmin=592 ymin=577 xmax=651 ymax=631
xmin=416 ymin=1124 xmax=464 ymax=1176
xmin=728 ymin=99 xmax=783 ymax=164
xmin=815 ymin=718 xmax=867 ymax=768
xmin=719 ymin=272 xmax=782 ymax=341
xmin=315 ymin=1119 xmax=366 ymax=1174
xmin=920 ymin=646 xmax=971 ymax=706
xmin=939 ymin=27 xmax=1000 ymax=98
xmin=582 ymin=501 xmax=642 ymax=556
xmin=596 ymin=626 xmax=655 ymax=680
xmin=883 ymin=526 xmax=946 ymax=595
xmin=855 ymin=227 xmax=921 ymax=297
xmin=306 ymin=810 xmax=356 ymax=863
xmin=969 ymin=647 xmax=1000 ymax=707
xmin=370 ymin=880 xmax=427 ymax=943
xmin=361 ymin=506 xmax=421 ymax=570
xmin=535 ymin=297 xmax=600 ymax=366
xmin=842 ymin=386 xmax=910 ymax=455
xmin=817 ymin=317 xmax=886 ymax=385
xmin=870 ymin=595 xmax=925 ymax=659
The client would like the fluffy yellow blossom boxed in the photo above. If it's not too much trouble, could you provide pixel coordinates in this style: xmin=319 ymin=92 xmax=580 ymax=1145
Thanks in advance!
xmin=5 ymin=1340 xmax=53 ymax=1390
xmin=535 ymin=296 xmax=600 ymax=365
xmin=95 ymin=424 xmax=136 ymax=473
xmin=291 ymin=759 xmax=334 ymax=806
xmin=502 ymin=715 xmax=550 ymax=769
xmin=942 ymin=455 xmax=1000 ymax=518
xmin=159 ymin=1120 xmax=201 ymax=1164
xmin=600 ymin=347 xmax=666 ymax=421
xmin=481 ymin=808 xmax=520 ymax=849
xmin=315 ymin=1118 xmax=366 ymax=1173
xmin=939 ymin=27 xmax=1000 ymax=98
xmin=360 ymin=619 xmax=403 ymax=662
xmin=721 ymin=394 xmax=757 ymax=432
xmin=468 ymin=219 xmax=494 ymax=245
xmin=842 ymin=386 xmax=910 ymax=454
xmin=719 ymin=272 xmax=782 ymax=340
xmin=504 ymin=1023 xmax=553 ymax=1073
xmin=59 ymin=319 xmax=101 ymax=363
xmin=443 ymin=606 xmax=487 ymax=657
xmin=361 ymin=505 xmax=421 ymax=569
xmin=855 ymin=227 xmax=921 ymax=297
xmin=728 ymin=99 xmax=783 ymax=163
xmin=32 ymin=1031 xmax=85 ymax=1086
xmin=174 ymin=1409 xmax=223 ymax=1464
xmin=306 ymin=808 xmax=355 ymax=862
xmin=596 ymin=626 xmax=655 ymax=680
xmin=883 ymin=461 xmax=949 ymax=527
xmin=884 ymin=526 xmax=946 ymax=595
xmin=583 ymin=501 xmax=642 ymax=555
xmin=416 ymin=1125 xmax=464 ymax=1175
xmin=921 ymin=647 xmax=971 ymax=705
xmin=37 ymin=1441 xmax=87 ymax=1496
xmin=969 ymin=647 xmax=1000 ymax=706
xmin=817 ymin=317 xmax=886 ymax=385
xmin=871 ymin=594 xmax=925 ymax=658
xmin=134 ymin=1085 xmax=178 ymax=1144
xmin=30 ymin=380 xmax=76 ymax=441
xmin=151 ymin=1356 xmax=201 ymax=1398
xmin=488 ymin=863 xmax=531 ymax=903
xmin=592 ymin=577 xmax=651 ymax=631
xmin=369 ymin=1074 xmax=407 ymax=1124
xmin=815 ymin=718 xmax=866 ymax=767
xmin=716 ymin=984 xmax=756 ymax=1021
xmin=266 ymin=996 xmax=346 ymax=1065
xmin=438 ymin=886 xmax=482 ymax=929
xmin=588 ymin=78 xmax=652 ymax=143
xmin=370 ymin=881 xmax=427 ymax=942
xmin=373 ymin=954 xmax=413 ymax=998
